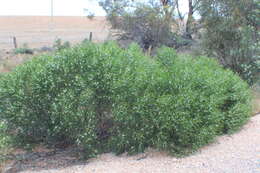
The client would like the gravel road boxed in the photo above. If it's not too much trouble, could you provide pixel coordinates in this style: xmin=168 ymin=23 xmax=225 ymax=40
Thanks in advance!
xmin=14 ymin=114 xmax=260 ymax=173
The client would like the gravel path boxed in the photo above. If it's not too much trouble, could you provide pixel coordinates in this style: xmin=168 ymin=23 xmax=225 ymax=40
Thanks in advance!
xmin=14 ymin=114 xmax=260 ymax=173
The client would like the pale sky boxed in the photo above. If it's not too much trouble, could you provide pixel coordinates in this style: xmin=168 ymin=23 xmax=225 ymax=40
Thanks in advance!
xmin=0 ymin=0 xmax=106 ymax=16
xmin=0 ymin=0 xmax=189 ymax=17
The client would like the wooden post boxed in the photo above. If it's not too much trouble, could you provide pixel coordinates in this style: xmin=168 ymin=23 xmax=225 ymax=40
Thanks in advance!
xmin=13 ymin=36 xmax=17 ymax=49
xmin=147 ymin=45 xmax=152 ymax=56
xmin=89 ymin=32 xmax=93 ymax=42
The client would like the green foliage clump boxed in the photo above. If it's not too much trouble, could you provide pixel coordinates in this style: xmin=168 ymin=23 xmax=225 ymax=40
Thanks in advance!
xmin=14 ymin=44 xmax=34 ymax=55
xmin=109 ymin=47 xmax=251 ymax=155
xmin=0 ymin=42 xmax=252 ymax=158
xmin=53 ymin=38 xmax=71 ymax=51
xmin=0 ymin=42 xmax=121 ymax=157
xmin=0 ymin=122 xmax=10 ymax=149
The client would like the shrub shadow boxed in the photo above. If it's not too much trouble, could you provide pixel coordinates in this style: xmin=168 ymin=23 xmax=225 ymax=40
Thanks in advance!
xmin=3 ymin=147 xmax=87 ymax=173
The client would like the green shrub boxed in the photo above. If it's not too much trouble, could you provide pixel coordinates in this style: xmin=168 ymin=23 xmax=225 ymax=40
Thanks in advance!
xmin=0 ymin=42 xmax=252 ymax=158
xmin=53 ymin=38 xmax=71 ymax=51
xmin=0 ymin=121 xmax=10 ymax=149
xmin=0 ymin=42 xmax=116 ymax=156
xmin=109 ymin=47 xmax=251 ymax=155
xmin=13 ymin=44 xmax=34 ymax=54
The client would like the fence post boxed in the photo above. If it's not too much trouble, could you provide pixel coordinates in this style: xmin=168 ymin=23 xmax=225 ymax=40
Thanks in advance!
xmin=89 ymin=32 xmax=93 ymax=42
xmin=13 ymin=36 xmax=17 ymax=49
xmin=147 ymin=45 xmax=152 ymax=56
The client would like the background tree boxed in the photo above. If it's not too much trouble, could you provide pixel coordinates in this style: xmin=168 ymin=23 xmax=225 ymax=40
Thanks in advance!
xmin=185 ymin=0 xmax=200 ymax=39
xmin=97 ymin=0 xmax=259 ymax=84
xmin=199 ymin=0 xmax=260 ymax=85
xmin=98 ymin=0 xmax=196 ymax=49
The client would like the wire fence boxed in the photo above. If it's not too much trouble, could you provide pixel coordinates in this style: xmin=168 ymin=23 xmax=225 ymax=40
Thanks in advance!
xmin=0 ymin=16 xmax=110 ymax=50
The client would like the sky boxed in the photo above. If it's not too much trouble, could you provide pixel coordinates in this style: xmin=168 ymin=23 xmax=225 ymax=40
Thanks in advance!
xmin=0 ymin=0 xmax=189 ymax=17
xmin=0 ymin=0 xmax=106 ymax=16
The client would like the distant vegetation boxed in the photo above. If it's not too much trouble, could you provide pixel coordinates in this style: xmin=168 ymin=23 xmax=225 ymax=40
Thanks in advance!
xmin=12 ymin=38 xmax=72 ymax=55
xmin=53 ymin=38 xmax=71 ymax=51
xmin=0 ymin=42 xmax=251 ymax=158
xmin=13 ymin=44 xmax=34 ymax=55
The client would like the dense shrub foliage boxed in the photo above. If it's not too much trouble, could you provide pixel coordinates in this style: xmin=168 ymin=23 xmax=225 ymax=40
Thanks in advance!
xmin=0 ymin=42 xmax=251 ymax=157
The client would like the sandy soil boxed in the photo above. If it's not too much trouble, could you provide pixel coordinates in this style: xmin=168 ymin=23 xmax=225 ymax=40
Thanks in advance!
xmin=0 ymin=16 xmax=110 ymax=50
xmin=2 ymin=114 xmax=258 ymax=173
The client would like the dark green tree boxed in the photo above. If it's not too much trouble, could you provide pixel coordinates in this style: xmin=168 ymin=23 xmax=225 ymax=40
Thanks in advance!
xmin=199 ymin=0 xmax=260 ymax=85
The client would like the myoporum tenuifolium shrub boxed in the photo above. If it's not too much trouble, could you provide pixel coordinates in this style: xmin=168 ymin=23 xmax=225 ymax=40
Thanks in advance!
xmin=0 ymin=42 xmax=252 ymax=157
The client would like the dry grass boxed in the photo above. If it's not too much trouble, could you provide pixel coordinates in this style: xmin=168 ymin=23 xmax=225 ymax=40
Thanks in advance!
xmin=0 ymin=16 xmax=111 ymax=72
xmin=0 ymin=53 xmax=32 ymax=73
xmin=0 ymin=16 xmax=110 ymax=50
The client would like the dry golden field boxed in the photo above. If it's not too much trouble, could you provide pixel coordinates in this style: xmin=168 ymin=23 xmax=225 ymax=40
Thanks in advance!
xmin=0 ymin=16 xmax=110 ymax=50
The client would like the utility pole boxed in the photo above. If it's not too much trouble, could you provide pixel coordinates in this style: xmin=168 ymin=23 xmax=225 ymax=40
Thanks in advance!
xmin=50 ymin=0 xmax=54 ymax=30
xmin=51 ymin=0 xmax=53 ymax=22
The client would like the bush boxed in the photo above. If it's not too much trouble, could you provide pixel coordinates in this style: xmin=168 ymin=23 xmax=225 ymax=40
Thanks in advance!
xmin=13 ymin=44 xmax=34 ymax=55
xmin=0 ymin=42 xmax=252 ymax=157
xmin=109 ymin=47 xmax=251 ymax=155
xmin=53 ymin=38 xmax=71 ymax=51
xmin=0 ymin=42 xmax=117 ymax=157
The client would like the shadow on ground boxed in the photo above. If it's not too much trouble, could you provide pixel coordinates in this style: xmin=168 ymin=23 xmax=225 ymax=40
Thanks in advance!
xmin=3 ymin=147 xmax=87 ymax=173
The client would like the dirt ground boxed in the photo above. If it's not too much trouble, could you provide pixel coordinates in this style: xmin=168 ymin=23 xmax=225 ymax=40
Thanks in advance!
xmin=0 ymin=16 xmax=110 ymax=50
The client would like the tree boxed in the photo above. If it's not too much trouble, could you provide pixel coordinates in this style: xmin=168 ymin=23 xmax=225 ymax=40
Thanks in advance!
xmin=185 ymin=0 xmax=200 ymax=39
xmin=199 ymin=0 xmax=260 ymax=85
xmin=98 ymin=0 xmax=195 ymax=49
xmin=98 ymin=0 xmax=131 ymax=28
